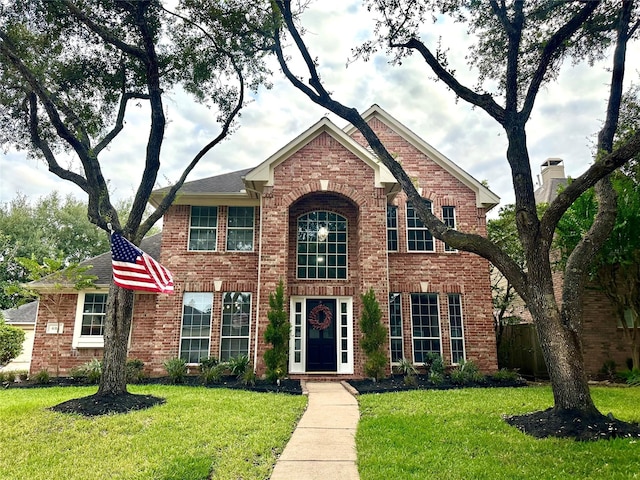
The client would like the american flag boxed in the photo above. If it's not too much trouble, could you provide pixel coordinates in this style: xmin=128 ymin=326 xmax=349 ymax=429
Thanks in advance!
xmin=111 ymin=233 xmax=174 ymax=294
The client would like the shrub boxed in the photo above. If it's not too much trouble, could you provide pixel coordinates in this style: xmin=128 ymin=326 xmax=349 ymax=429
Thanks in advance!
xmin=199 ymin=357 xmax=227 ymax=384
xmin=32 ymin=369 xmax=51 ymax=384
xmin=424 ymin=352 xmax=445 ymax=376
xmin=126 ymin=359 xmax=146 ymax=384
xmin=1 ymin=370 xmax=16 ymax=382
xmin=70 ymin=358 xmax=102 ymax=384
xmin=240 ymin=368 xmax=257 ymax=386
xmin=0 ymin=319 xmax=25 ymax=366
xmin=395 ymin=357 xmax=418 ymax=385
xmin=599 ymin=359 xmax=617 ymax=380
xmin=360 ymin=288 xmax=387 ymax=381
xmin=492 ymin=368 xmax=521 ymax=382
xmin=264 ymin=280 xmax=290 ymax=382
xmin=450 ymin=359 xmax=485 ymax=385
xmin=227 ymin=355 xmax=250 ymax=378
xmin=163 ymin=357 xmax=187 ymax=384
xmin=618 ymin=368 xmax=640 ymax=386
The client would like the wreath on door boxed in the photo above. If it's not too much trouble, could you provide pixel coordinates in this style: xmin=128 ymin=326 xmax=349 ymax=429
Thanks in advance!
xmin=308 ymin=303 xmax=332 ymax=330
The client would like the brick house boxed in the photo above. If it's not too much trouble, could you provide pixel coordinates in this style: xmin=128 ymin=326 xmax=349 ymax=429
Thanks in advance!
xmin=29 ymin=105 xmax=500 ymax=379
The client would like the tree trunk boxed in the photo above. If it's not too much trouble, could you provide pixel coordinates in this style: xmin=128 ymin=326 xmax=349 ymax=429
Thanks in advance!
xmin=97 ymin=284 xmax=134 ymax=396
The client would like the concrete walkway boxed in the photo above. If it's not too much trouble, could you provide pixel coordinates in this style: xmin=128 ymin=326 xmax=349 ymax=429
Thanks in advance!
xmin=270 ymin=381 xmax=360 ymax=480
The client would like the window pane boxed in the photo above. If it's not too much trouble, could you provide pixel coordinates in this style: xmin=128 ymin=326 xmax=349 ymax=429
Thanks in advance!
xmin=189 ymin=207 xmax=218 ymax=251
xmin=227 ymin=207 xmax=254 ymax=251
xmin=180 ymin=293 xmax=212 ymax=364
xmin=448 ymin=294 xmax=465 ymax=364
xmin=81 ymin=293 xmax=108 ymax=337
xmin=220 ymin=292 xmax=251 ymax=361
xmin=407 ymin=201 xmax=434 ymax=252
xmin=297 ymin=211 xmax=347 ymax=279
xmin=411 ymin=293 xmax=441 ymax=363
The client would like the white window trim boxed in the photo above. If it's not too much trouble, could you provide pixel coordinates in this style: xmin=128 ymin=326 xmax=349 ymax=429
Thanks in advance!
xmin=406 ymin=201 xmax=435 ymax=253
xmin=188 ymin=206 xmax=218 ymax=252
xmin=72 ymin=291 xmax=107 ymax=349
xmin=448 ymin=294 xmax=466 ymax=365
xmin=219 ymin=292 xmax=252 ymax=360
xmin=288 ymin=296 xmax=353 ymax=374
xmin=226 ymin=206 xmax=255 ymax=252
xmin=442 ymin=206 xmax=458 ymax=253
xmin=389 ymin=293 xmax=404 ymax=365
xmin=178 ymin=292 xmax=213 ymax=365
xmin=410 ymin=293 xmax=442 ymax=364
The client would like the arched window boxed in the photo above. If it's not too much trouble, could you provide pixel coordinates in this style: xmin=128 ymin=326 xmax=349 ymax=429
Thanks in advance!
xmin=297 ymin=211 xmax=347 ymax=279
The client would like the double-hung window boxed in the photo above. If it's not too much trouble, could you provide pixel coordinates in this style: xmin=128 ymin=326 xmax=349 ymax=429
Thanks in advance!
xmin=180 ymin=293 xmax=212 ymax=364
xmin=189 ymin=206 xmax=218 ymax=251
xmin=387 ymin=205 xmax=398 ymax=252
xmin=73 ymin=292 xmax=108 ymax=348
xmin=220 ymin=292 xmax=251 ymax=361
xmin=407 ymin=201 xmax=434 ymax=252
xmin=227 ymin=207 xmax=255 ymax=251
xmin=411 ymin=293 xmax=441 ymax=363
xmin=389 ymin=293 xmax=403 ymax=363
xmin=448 ymin=294 xmax=465 ymax=364
xmin=442 ymin=206 xmax=457 ymax=252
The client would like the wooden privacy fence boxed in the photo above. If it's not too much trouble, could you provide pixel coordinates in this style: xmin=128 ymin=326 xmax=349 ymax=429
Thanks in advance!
xmin=498 ymin=323 xmax=549 ymax=379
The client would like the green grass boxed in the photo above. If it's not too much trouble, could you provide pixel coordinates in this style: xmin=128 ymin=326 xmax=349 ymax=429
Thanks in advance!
xmin=356 ymin=386 xmax=640 ymax=480
xmin=0 ymin=385 xmax=306 ymax=480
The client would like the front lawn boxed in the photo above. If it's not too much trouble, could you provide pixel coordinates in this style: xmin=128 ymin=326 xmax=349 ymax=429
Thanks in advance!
xmin=356 ymin=386 xmax=640 ymax=480
xmin=0 ymin=385 xmax=307 ymax=480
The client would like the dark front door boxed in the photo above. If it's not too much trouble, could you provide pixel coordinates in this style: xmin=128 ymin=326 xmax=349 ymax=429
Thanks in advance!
xmin=306 ymin=299 xmax=337 ymax=372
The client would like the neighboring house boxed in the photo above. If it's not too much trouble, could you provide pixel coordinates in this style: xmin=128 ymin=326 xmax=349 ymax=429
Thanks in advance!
xmin=1 ymin=301 xmax=38 ymax=372
xmin=500 ymin=159 xmax=633 ymax=377
xmin=29 ymin=105 xmax=500 ymax=379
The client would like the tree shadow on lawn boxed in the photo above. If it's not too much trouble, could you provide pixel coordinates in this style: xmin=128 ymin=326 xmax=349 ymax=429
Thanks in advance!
xmin=348 ymin=375 xmax=640 ymax=442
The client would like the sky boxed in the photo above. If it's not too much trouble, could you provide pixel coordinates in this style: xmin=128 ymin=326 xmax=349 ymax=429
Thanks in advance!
xmin=1 ymin=2 xmax=638 ymax=219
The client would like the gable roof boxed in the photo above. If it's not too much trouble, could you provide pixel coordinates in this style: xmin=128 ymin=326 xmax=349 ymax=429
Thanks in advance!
xmin=29 ymin=233 xmax=163 ymax=291
xmin=243 ymin=116 xmax=399 ymax=197
xmin=149 ymin=168 xmax=253 ymax=207
xmin=149 ymin=105 xmax=499 ymax=209
xmin=344 ymin=105 xmax=500 ymax=209
xmin=2 ymin=301 xmax=38 ymax=325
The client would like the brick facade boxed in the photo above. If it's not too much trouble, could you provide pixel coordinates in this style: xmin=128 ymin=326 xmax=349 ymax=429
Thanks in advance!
xmin=30 ymin=106 xmax=499 ymax=378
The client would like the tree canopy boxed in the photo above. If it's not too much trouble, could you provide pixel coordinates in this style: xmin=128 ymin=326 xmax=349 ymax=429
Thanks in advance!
xmin=269 ymin=0 xmax=640 ymax=437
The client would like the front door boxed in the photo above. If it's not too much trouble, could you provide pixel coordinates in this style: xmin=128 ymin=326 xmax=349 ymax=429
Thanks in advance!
xmin=305 ymin=299 xmax=337 ymax=371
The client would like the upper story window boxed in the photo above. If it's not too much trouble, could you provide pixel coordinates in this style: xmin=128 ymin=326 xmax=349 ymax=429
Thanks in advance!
xmin=407 ymin=201 xmax=434 ymax=252
xmin=297 ymin=211 xmax=347 ymax=279
xmin=189 ymin=206 xmax=218 ymax=251
xmin=227 ymin=207 xmax=255 ymax=251
xmin=442 ymin=206 xmax=457 ymax=252
xmin=72 ymin=292 xmax=108 ymax=348
xmin=387 ymin=205 xmax=398 ymax=252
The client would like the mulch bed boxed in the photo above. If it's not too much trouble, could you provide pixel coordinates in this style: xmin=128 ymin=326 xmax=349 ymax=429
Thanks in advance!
xmin=504 ymin=408 xmax=640 ymax=441
xmin=50 ymin=392 xmax=165 ymax=416
xmin=346 ymin=374 xmax=527 ymax=394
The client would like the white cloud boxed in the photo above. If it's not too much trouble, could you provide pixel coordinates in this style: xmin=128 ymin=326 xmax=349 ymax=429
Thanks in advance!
xmin=1 ymin=3 xmax=638 ymax=224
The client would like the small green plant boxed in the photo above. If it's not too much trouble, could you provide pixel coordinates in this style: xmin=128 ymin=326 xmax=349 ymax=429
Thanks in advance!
xmin=599 ymin=359 xmax=617 ymax=380
xmin=395 ymin=357 xmax=418 ymax=385
xmin=492 ymin=368 xmax=521 ymax=382
xmin=15 ymin=370 xmax=29 ymax=381
xmin=32 ymin=369 xmax=50 ymax=384
xmin=618 ymin=368 xmax=640 ymax=386
xmin=1 ymin=370 xmax=16 ymax=382
xmin=70 ymin=358 xmax=102 ymax=383
xmin=450 ymin=359 xmax=485 ymax=385
xmin=199 ymin=357 xmax=227 ymax=384
xmin=227 ymin=355 xmax=250 ymax=378
xmin=424 ymin=352 xmax=444 ymax=375
xmin=240 ymin=368 xmax=257 ymax=386
xmin=126 ymin=359 xmax=146 ymax=384
xmin=360 ymin=288 xmax=388 ymax=381
xmin=163 ymin=357 xmax=188 ymax=384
